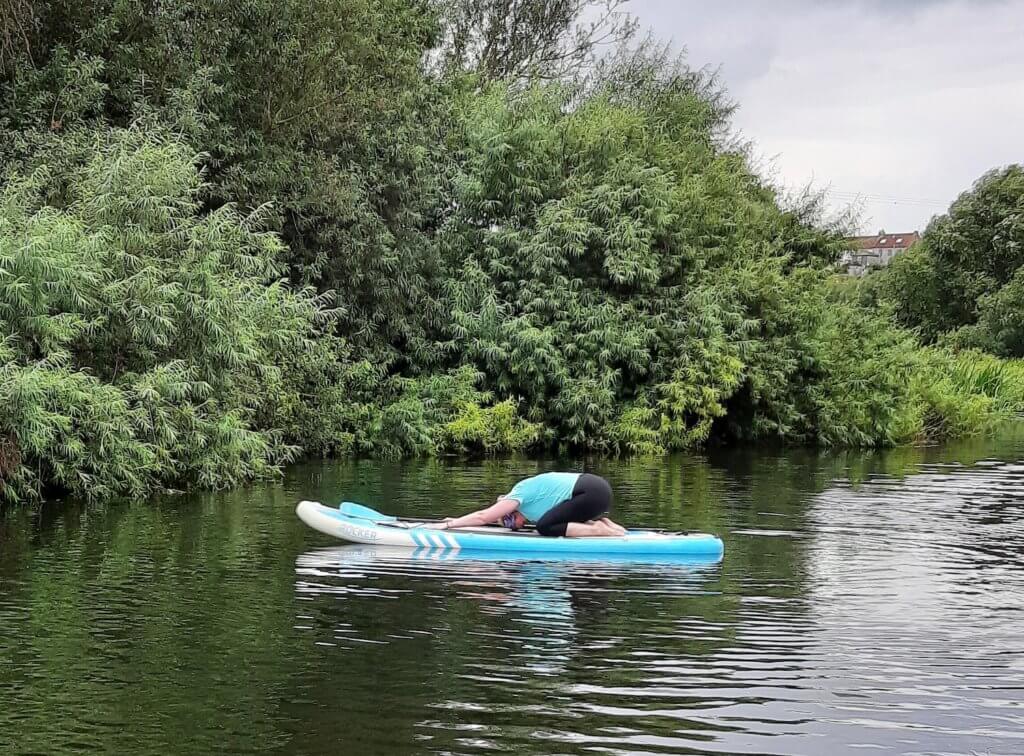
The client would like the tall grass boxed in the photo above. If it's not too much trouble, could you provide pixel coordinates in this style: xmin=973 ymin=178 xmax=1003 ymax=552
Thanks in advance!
xmin=946 ymin=351 xmax=1024 ymax=415
xmin=912 ymin=350 xmax=1024 ymax=443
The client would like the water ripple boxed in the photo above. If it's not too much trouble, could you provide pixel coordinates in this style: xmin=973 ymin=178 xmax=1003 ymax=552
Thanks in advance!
xmin=3 ymin=435 xmax=1024 ymax=754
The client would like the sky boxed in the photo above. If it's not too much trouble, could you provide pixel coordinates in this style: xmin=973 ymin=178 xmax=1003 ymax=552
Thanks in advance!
xmin=625 ymin=0 xmax=1024 ymax=234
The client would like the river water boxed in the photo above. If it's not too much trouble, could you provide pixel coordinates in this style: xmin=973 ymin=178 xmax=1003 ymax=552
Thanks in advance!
xmin=2 ymin=428 xmax=1023 ymax=755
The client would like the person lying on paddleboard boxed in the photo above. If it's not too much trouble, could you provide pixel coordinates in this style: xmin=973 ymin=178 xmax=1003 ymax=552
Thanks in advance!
xmin=439 ymin=472 xmax=628 ymax=537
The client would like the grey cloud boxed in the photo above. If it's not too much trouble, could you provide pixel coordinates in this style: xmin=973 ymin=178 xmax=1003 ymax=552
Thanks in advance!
xmin=625 ymin=0 xmax=1024 ymax=232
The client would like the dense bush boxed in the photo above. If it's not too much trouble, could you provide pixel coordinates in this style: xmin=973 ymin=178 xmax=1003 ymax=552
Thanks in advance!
xmin=0 ymin=0 xmax=448 ymax=369
xmin=434 ymin=82 xmax=958 ymax=452
xmin=0 ymin=128 xmax=530 ymax=502
xmin=1 ymin=1 xmax=1022 ymax=504
xmin=0 ymin=128 xmax=316 ymax=501
xmin=883 ymin=165 xmax=1024 ymax=355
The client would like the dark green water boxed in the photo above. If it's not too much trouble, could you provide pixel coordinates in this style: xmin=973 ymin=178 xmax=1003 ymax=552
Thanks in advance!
xmin=3 ymin=429 xmax=1024 ymax=755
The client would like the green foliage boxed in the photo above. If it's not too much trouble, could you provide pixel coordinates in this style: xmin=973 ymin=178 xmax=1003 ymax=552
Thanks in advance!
xmin=801 ymin=302 xmax=921 ymax=446
xmin=2 ymin=1 xmax=1022 ymax=505
xmin=0 ymin=0 xmax=36 ymax=75
xmin=906 ymin=350 xmax=1024 ymax=442
xmin=436 ymin=80 xmax=894 ymax=452
xmin=439 ymin=399 xmax=541 ymax=455
xmin=0 ymin=127 xmax=334 ymax=501
xmin=954 ymin=266 xmax=1024 ymax=357
xmin=0 ymin=125 xmax=538 ymax=501
xmin=940 ymin=350 xmax=1024 ymax=416
xmin=0 ymin=0 xmax=447 ymax=366
xmin=884 ymin=165 xmax=1024 ymax=355
xmin=436 ymin=0 xmax=637 ymax=82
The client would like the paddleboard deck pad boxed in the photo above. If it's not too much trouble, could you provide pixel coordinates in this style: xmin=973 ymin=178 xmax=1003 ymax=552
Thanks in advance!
xmin=296 ymin=501 xmax=724 ymax=558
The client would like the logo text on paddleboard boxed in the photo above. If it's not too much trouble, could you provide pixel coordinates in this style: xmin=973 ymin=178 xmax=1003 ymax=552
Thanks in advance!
xmin=340 ymin=522 xmax=380 ymax=542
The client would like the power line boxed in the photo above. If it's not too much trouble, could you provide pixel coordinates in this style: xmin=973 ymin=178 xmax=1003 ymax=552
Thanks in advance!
xmin=821 ymin=188 xmax=948 ymax=208
xmin=826 ymin=196 xmax=945 ymax=207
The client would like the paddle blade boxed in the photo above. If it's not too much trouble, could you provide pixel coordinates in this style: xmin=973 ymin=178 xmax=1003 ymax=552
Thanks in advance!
xmin=338 ymin=501 xmax=396 ymax=522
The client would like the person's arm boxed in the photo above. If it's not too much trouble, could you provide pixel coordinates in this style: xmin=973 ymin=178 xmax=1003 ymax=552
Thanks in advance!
xmin=443 ymin=498 xmax=520 ymax=529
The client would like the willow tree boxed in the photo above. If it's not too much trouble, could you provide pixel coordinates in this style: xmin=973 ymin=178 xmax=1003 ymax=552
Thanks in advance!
xmin=0 ymin=127 xmax=348 ymax=502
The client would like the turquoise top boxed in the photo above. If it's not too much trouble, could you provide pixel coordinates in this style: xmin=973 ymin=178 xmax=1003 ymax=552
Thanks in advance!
xmin=505 ymin=472 xmax=581 ymax=522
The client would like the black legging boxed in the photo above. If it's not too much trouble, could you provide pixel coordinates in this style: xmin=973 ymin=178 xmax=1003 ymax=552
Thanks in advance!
xmin=535 ymin=473 xmax=613 ymax=537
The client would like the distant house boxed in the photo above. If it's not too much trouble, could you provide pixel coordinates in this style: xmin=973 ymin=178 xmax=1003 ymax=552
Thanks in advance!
xmin=840 ymin=231 xmax=920 ymax=276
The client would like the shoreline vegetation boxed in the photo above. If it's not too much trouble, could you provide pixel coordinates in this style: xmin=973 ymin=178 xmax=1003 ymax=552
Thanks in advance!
xmin=2 ymin=1 xmax=1023 ymax=504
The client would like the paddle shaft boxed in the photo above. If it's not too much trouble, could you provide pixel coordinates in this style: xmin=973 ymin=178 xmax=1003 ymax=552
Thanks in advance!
xmin=365 ymin=513 xmax=679 ymax=535
xmin=338 ymin=501 xmax=683 ymax=534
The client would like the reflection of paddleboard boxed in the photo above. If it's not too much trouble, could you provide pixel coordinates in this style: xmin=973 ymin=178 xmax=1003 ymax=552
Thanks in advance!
xmin=296 ymin=501 xmax=725 ymax=559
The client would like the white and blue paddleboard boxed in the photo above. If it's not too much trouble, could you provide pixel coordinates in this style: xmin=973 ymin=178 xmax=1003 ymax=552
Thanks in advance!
xmin=296 ymin=501 xmax=725 ymax=559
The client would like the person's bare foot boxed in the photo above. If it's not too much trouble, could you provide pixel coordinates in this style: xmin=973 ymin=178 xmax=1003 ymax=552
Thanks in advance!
xmin=599 ymin=517 xmax=627 ymax=535
xmin=566 ymin=520 xmax=616 ymax=537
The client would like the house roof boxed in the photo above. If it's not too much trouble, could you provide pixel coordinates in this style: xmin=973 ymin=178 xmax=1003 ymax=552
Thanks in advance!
xmin=850 ymin=231 xmax=920 ymax=250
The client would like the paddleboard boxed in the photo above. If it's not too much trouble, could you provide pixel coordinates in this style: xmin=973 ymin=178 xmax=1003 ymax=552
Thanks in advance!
xmin=296 ymin=500 xmax=725 ymax=558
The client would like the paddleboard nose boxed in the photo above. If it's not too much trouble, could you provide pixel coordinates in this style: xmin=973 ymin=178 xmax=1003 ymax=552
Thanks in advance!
xmin=295 ymin=500 xmax=321 ymax=525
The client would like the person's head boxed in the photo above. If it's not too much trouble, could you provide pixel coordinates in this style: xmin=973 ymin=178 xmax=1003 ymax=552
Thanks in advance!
xmin=501 ymin=510 xmax=527 ymax=530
